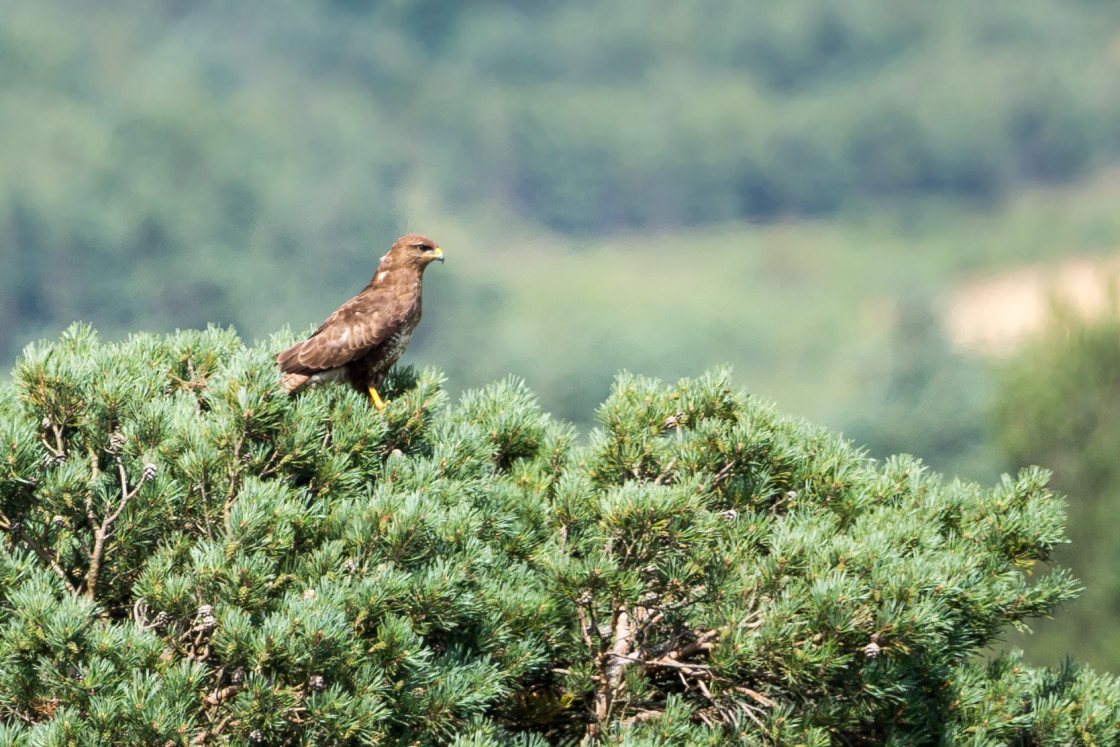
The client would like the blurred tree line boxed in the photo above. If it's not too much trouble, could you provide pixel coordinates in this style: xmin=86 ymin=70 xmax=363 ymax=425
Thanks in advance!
xmin=5 ymin=0 xmax=1120 ymax=362
xmin=990 ymin=306 xmax=1120 ymax=672
xmin=837 ymin=298 xmax=1002 ymax=484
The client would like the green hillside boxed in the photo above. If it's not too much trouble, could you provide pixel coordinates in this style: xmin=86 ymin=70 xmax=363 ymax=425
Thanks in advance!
xmin=5 ymin=0 xmax=1120 ymax=364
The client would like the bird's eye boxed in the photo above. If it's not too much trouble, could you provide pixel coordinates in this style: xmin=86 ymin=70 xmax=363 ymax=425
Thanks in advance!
xmin=416 ymin=244 xmax=431 ymax=252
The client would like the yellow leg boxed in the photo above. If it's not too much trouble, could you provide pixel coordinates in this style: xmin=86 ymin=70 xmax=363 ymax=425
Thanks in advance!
xmin=368 ymin=386 xmax=387 ymax=411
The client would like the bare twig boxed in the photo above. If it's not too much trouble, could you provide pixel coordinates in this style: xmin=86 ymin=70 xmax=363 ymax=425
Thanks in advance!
xmin=85 ymin=449 xmax=100 ymax=529
xmin=191 ymin=714 xmax=235 ymax=744
xmin=133 ymin=598 xmax=149 ymax=629
xmin=665 ymin=627 xmax=724 ymax=661
xmin=186 ymin=356 xmax=199 ymax=388
xmin=614 ymin=653 xmax=713 ymax=672
xmin=221 ymin=436 xmax=244 ymax=525
xmin=576 ymin=604 xmax=595 ymax=653
xmin=204 ymin=684 xmax=242 ymax=706
xmin=734 ymin=686 xmax=778 ymax=708
xmin=620 ymin=709 xmax=663 ymax=726
xmin=739 ymin=702 xmax=766 ymax=731
xmin=652 ymin=458 xmax=677 ymax=486
xmin=46 ymin=422 xmax=66 ymax=460
xmin=708 ymin=459 xmax=740 ymax=489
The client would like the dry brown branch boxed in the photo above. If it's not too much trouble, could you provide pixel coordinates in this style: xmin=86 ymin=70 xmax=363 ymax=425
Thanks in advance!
xmin=735 ymin=686 xmax=778 ymax=708
xmin=620 ymin=709 xmax=663 ymax=726
xmin=708 ymin=459 xmax=740 ymax=489
xmin=204 ymin=684 xmax=243 ymax=707
xmin=191 ymin=714 xmax=235 ymax=744
xmin=221 ymin=436 xmax=244 ymax=525
xmin=652 ymin=458 xmax=677 ymax=486
xmin=664 ymin=627 xmax=724 ymax=661
xmin=576 ymin=605 xmax=595 ymax=653
xmin=614 ymin=653 xmax=713 ymax=673
xmin=84 ymin=448 xmax=100 ymax=528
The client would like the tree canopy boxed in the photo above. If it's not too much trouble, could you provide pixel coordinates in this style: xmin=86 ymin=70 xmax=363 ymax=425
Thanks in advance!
xmin=0 ymin=325 xmax=1115 ymax=744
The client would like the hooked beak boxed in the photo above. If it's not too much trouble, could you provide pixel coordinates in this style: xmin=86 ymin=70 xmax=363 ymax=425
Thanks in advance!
xmin=433 ymin=246 xmax=445 ymax=262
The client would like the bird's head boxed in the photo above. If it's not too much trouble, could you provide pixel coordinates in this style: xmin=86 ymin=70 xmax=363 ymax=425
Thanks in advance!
xmin=384 ymin=233 xmax=444 ymax=270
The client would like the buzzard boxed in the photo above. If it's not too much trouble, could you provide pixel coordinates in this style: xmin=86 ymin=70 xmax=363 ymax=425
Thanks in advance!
xmin=276 ymin=233 xmax=444 ymax=409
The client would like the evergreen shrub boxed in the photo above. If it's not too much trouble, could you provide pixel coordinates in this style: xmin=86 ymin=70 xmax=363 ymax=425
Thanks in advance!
xmin=0 ymin=324 xmax=1116 ymax=745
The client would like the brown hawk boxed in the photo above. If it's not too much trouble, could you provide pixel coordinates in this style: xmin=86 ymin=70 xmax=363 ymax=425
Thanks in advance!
xmin=275 ymin=233 xmax=444 ymax=409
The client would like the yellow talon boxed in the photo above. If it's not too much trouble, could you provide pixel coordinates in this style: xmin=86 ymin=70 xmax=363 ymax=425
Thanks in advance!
xmin=369 ymin=387 xmax=387 ymax=411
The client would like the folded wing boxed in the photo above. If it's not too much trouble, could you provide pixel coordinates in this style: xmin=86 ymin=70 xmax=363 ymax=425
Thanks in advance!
xmin=276 ymin=291 xmax=407 ymax=375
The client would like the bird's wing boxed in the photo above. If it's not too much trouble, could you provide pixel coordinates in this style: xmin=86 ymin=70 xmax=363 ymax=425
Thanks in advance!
xmin=276 ymin=289 xmax=412 ymax=374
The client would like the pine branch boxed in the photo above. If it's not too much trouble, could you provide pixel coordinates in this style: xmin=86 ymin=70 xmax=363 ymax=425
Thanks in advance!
xmin=38 ymin=418 xmax=68 ymax=463
xmin=0 ymin=511 xmax=78 ymax=594
xmin=84 ymin=455 xmax=154 ymax=601
xmin=590 ymin=608 xmax=634 ymax=739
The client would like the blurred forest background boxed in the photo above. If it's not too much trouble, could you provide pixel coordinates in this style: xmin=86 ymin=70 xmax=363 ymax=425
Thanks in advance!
xmin=5 ymin=0 xmax=1120 ymax=673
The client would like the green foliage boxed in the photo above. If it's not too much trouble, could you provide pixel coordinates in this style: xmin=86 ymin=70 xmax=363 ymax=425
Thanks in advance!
xmin=0 ymin=326 xmax=1114 ymax=744
xmin=991 ymin=306 xmax=1120 ymax=673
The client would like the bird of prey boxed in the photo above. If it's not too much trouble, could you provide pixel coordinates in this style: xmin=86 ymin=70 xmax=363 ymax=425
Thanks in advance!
xmin=275 ymin=233 xmax=444 ymax=409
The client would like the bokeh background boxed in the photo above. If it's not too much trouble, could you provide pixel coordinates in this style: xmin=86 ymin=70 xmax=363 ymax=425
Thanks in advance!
xmin=5 ymin=0 xmax=1120 ymax=672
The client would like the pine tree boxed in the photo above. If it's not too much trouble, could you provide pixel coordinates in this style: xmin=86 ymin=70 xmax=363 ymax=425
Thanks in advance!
xmin=0 ymin=323 xmax=1117 ymax=745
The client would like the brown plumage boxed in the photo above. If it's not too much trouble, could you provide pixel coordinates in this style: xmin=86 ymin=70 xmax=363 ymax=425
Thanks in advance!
xmin=276 ymin=233 xmax=444 ymax=409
